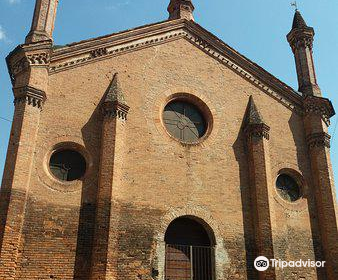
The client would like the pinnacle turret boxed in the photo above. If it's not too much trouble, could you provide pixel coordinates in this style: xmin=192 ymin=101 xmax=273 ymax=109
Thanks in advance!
xmin=292 ymin=10 xmax=308 ymax=29
xmin=287 ymin=10 xmax=321 ymax=96
xmin=243 ymin=96 xmax=270 ymax=140
xmin=25 ymin=0 xmax=59 ymax=43
xmin=102 ymin=73 xmax=129 ymax=119
xmin=244 ymin=96 xmax=265 ymax=126
xmin=104 ymin=73 xmax=127 ymax=105
xmin=168 ymin=0 xmax=195 ymax=21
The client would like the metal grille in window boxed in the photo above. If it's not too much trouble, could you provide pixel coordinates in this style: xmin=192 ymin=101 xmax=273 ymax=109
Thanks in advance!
xmin=165 ymin=244 xmax=215 ymax=280
xmin=276 ymin=174 xmax=301 ymax=202
xmin=49 ymin=150 xmax=86 ymax=181
xmin=163 ymin=101 xmax=206 ymax=143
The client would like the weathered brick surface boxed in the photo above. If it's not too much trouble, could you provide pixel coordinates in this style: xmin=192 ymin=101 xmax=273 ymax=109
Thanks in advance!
xmin=1 ymin=15 xmax=337 ymax=280
xmin=0 ymin=100 xmax=42 ymax=280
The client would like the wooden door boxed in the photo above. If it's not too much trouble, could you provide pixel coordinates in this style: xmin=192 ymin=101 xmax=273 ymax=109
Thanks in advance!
xmin=165 ymin=245 xmax=192 ymax=280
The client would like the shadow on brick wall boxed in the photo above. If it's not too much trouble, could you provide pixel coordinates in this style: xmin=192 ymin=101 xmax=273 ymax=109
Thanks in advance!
xmin=233 ymin=128 xmax=258 ymax=280
xmin=288 ymin=111 xmax=326 ymax=280
xmin=73 ymin=104 xmax=102 ymax=280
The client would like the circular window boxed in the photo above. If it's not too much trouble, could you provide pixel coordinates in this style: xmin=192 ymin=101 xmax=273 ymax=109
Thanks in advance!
xmin=163 ymin=100 xmax=207 ymax=143
xmin=276 ymin=174 xmax=301 ymax=202
xmin=49 ymin=150 xmax=86 ymax=181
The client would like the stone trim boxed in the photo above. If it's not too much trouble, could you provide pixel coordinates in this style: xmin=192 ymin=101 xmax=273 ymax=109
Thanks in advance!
xmin=306 ymin=132 xmax=331 ymax=150
xmin=102 ymin=102 xmax=130 ymax=120
xmin=48 ymin=21 xmax=303 ymax=114
xmin=303 ymin=95 xmax=335 ymax=126
xmin=49 ymin=30 xmax=187 ymax=73
xmin=245 ymin=123 xmax=270 ymax=140
xmin=13 ymin=86 xmax=46 ymax=109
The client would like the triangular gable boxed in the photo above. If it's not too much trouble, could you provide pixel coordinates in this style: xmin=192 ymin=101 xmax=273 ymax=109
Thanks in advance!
xmin=50 ymin=19 xmax=303 ymax=113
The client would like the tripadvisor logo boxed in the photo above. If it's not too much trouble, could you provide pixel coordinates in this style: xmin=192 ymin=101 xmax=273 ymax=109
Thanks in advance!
xmin=254 ymin=256 xmax=269 ymax=271
xmin=254 ymin=256 xmax=326 ymax=271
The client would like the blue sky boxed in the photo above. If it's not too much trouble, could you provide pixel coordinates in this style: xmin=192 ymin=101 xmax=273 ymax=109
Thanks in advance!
xmin=0 ymin=0 xmax=338 ymax=197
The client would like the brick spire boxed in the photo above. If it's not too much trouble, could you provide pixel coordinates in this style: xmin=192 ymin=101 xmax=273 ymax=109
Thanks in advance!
xmin=287 ymin=10 xmax=321 ymax=96
xmin=292 ymin=10 xmax=308 ymax=29
xmin=25 ymin=0 xmax=59 ymax=43
xmin=92 ymin=73 xmax=130 ymax=278
xmin=244 ymin=95 xmax=264 ymax=125
xmin=243 ymin=96 xmax=270 ymax=140
xmin=168 ymin=0 xmax=195 ymax=21
xmin=102 ymin=73 xmax=129 ymax=119
xmin=243 ymin=95 xmax=276 ymax=279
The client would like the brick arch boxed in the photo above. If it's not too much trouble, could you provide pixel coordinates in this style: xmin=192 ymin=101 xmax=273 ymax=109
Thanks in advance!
xmin=164 ymin=215 xmax=216 ymax=246
xmin=152 ymin=207 xmax=229 ymax=280
xmin=155 ymin=207 xmax=222 ymax=245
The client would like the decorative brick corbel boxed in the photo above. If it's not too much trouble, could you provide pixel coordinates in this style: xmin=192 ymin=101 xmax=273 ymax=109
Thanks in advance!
xmin=303 ymin=95 xmax=335 ymax=126
xmin=244 ymin=123 xmax=270 ymax=141
xmin=306 ymin=132 xmax=331 ymax=150
xmin=90 ymin=47 xmax=108 ymax=58
xmin=287 ymin=28 xmax=314 ymax=54
xmin=6 ymin=42 xmax=52 ymax=85
xmin=13 ymin=86 xmax=46 ymax=109
xmin=102 ymin=102 xmax=130 ymax=120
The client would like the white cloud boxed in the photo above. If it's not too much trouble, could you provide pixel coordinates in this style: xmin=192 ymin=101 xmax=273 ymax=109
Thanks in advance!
xmin=0 ymin=25 xmax=11 ymax=43
xmin=7 ymin=0 xmax=21 ymax=4
xmin=0 ymin=26 xmax=6 ymax=41
xmin=108 ymin=0 xmax=131 ymax=10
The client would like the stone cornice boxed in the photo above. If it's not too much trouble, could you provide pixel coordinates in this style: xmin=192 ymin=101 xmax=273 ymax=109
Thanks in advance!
xmin=50 ymin=20 xmax=181 ymax=62
xmin=303 ymin=95 xmax=335 ymax=126
xmin=13 ymin=85 xmax=46 ymax=109
xmin=47 ymin=19 xmax=304 ymax=114
xmin=306 ymin=132 xmax=331 ymax=150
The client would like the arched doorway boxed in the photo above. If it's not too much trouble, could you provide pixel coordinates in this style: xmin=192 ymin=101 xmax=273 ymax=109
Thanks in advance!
xmin=164 ymin=216 xmax=215 ymax=280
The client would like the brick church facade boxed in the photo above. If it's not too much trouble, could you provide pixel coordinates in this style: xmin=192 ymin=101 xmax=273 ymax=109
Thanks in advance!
xmin=0 ymin=0 xmax=337 ymax=279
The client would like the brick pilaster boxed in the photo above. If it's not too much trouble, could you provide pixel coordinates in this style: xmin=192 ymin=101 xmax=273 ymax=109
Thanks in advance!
xmin=90 ymin=74 xmax=130 ymax=280
xmin=0 ymin=87 xmax=46 ymax=280
xmin=0 ymin=42 xmax=50 ymax=279
xmin=303 ymin=96 xmax=338 ymax=279
xmin=244 ymin=96 xmax=276 ymax=280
